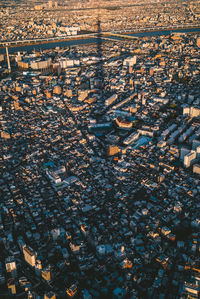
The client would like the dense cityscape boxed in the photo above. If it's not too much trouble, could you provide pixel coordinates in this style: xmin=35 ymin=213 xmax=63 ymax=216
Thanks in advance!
xmin=0 ymin=1 xmax=200 ymax=299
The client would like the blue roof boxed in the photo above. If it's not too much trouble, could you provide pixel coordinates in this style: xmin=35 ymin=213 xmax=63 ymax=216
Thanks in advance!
xmin=44 ymin=161 xmax=55 ymax=168
xmin=131 ymin=136 xmax=151 ymax=149
xmin=113 ymin=287 xmax=125 ymax=298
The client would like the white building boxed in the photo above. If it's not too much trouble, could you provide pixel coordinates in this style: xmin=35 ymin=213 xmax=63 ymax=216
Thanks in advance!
xmin=5 ymin=257 xmax=17 ymax=277
xmin=184 ymin=150 xmax=196 ymax=168
xmin=46 ymin=170 xmax=61 ymax=184
xmin=183 ymin=106 xmax=200 ymax=117
xmin=105 ymin=94 xmax=118 ymax=106
xmin=123 ymin=56 xmax=137 ymax=67
xmin=23 ymin=245 xmax=36 ymax=267
xmin=193 ymin=164 xmax=200 ymax=174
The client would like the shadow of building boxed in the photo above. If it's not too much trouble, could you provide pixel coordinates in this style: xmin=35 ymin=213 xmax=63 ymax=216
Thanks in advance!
xmin=93 ymin=18 xmax=105 ymax=95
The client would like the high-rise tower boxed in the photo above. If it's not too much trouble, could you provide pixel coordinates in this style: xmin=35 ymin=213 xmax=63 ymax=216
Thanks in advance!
xmin=6 ymin=47 xmax=11 ymax=73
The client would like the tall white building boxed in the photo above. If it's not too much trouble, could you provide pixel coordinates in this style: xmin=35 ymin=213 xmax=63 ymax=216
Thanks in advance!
xmin=105 ymin=94 xmax=118 ymax=106
xmin=23 ymin=245 xmax=36 ymax=267
xmin=193 ymin=164 xmax=200 ymax=174
xmin=123 ymin=56 xmax=137 ymax=67
xmin=184 ymin=150 xmax=196 ymax=168
xmin=5 ymin=257 xmax=17 ymax=278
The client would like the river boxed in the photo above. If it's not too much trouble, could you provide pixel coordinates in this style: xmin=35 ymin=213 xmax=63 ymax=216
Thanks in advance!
xmin=0 ymin=27 xmax=200 ymax=55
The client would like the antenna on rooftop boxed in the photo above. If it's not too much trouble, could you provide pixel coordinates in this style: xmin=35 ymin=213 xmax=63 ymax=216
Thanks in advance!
xmin=6 ymin=46 xmax=11 ymax=73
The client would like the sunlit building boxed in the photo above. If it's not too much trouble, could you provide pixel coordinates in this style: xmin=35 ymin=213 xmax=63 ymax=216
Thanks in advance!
xmin=23 ymin=245 xmax=36 ymax=267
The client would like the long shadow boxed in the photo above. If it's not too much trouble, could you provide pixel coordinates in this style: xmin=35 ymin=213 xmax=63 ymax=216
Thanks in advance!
xmin=94 ymin=18 xmax=105 ymax=98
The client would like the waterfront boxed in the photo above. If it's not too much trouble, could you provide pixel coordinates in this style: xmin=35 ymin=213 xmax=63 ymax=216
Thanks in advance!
xmin=1 ymin=27 xmax=200 ymax=54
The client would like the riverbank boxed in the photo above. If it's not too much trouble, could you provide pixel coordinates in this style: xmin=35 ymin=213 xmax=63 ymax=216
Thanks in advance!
xmin=124 ymin=26 xmax=200 ymax=36
xmin=0 ymin=34 xmax=96 ymax=49
xmin=0 ymin=26 xmax=200 ymax=55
